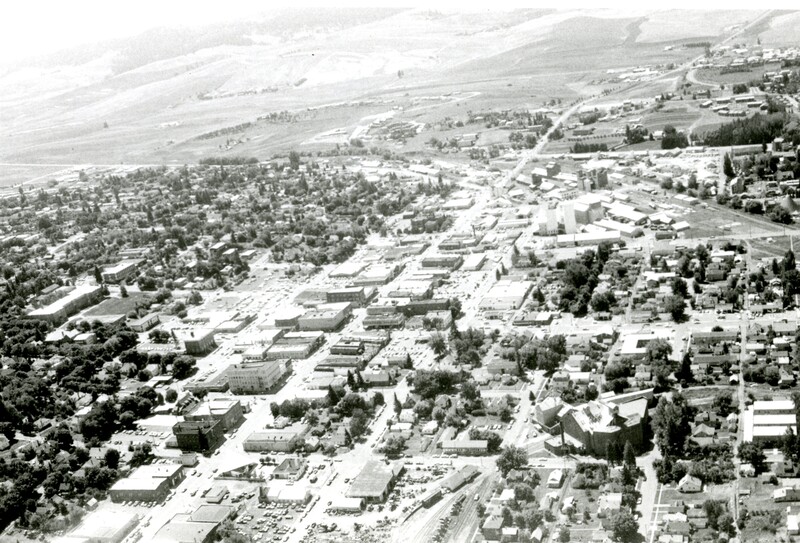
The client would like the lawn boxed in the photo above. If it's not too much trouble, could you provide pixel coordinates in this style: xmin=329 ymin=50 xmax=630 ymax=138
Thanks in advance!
xmin=84 ymin=293 xmax=151 ymax=316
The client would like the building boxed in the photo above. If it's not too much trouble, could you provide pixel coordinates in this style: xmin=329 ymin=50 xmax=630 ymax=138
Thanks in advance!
xmin=26 ymin=285 xmax=104 ymax=324
xmin=556 ymin=398 xmax=648 ymax=456
xmin=172 ymin=420 xmax=225 ymax=453
xmin=677 ymin=474 xmax=703 ymax=493
xmin=65 ymin=510 xmax=139 ymax=543
xmin=346 ymin=461 xmax=405 ymax=503
xmin=441 ymin=440 xmax=488 ymax=456
xmin=326 ymin=287 xmax=369 ymax=306
xmin=243 ymin=428 xmax=304 ymax=453
xmin=440 ymin=465 xmax=480 ymax=492
xmin=128 ymin=313 xmax=160 ymax=332
xmin=743 ymin=399 xmax=797 ymax=444
xmin=421 ymin=254 xmax=463 ymax=270
xmin=109 ymin=464 xmax=185 ymax=503
xmin=479 ymin=280 xmax=533 ymax=310
xmin=228 ymin=361 xmax=289 ymax=394
xmin=297 ymin=303 xmax=351 ymax=332
xmin=556 ymin=231 xmax=621 ymax=247
xmin=101 ymin=260 xmax=143 ymax=283
xmin=181 ymin=399 xmax=244 ymax=431
xmin=173 ymin=328 xmax=217 ymax=355
xmin=272 ymin=458 xmax=307 ymax=481
xmin=535 ymin=397 xmax=564 ymax=427
xmin=266 ymin=331 xmax=324 ymax=360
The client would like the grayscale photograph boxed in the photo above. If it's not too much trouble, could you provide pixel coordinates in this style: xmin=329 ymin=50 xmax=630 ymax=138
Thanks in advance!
xmin=1 ymin=2 xmax=799 ymax=543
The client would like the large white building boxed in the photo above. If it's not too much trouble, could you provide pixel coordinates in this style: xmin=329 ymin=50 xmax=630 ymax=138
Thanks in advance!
xmin=479 ymin=280 xmax=533 ymax=310
xmin=744 ymin=399 xmax=797 ymax=444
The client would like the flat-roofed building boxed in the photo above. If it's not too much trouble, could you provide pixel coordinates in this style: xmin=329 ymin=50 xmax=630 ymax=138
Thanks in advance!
xmin=326 ymin=287 xmax=368 ymax=306
xmin=173 ymin=420 xmax=225 ymax=453
xmin=462 ymin=253 xmax=487 ymax=271
xmin=128 ymin=313 xmax=160 ymax=332
xmin=421 ymin=254 xmax=463 ymax=270
xmin=101 ymin=259 xmax=143 ymax=283
xmin=297 ymin=303 xmax=351 ymax=332
xmin=479 ymin=280 xmax=533 ymax=310
xmin=243 ymin=428 xmax=304 ymax=453
xmin=109 ymin=464 xmax=185 ymax=503
xmin=266 ymin=331 xmax=324 ymax=360
xmin=183 ymin=398 xmax=244 ymax=431
xmin=228 ymin=361 xmax=289 ymax=394
xmin=26 ymin=285 xmax=103 ymax=324
xmin=441 ymin=440 xmax=488 ymax=456
xmin=65 ymin=510 xmax=139 ymax=543
xmin=173 ymin=328 xmax=217 ymax=355
xmin=744 ymin=399 xmax=797 ymax=444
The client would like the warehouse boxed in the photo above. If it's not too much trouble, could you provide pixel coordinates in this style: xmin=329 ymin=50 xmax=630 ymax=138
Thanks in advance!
xmin=346 ymin=461 xmax=405 ymax=503
xmin=64 ymin=510 xmax=139 ymax=543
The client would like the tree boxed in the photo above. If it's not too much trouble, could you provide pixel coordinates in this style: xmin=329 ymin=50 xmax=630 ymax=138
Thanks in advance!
xmin=610 ymin=510 xmax=640 ymax=542
xmin=665 ymin=295 xmax=686 ymax=322
xmin=94 ymin=266 xmax=103 ymax=284
xmin=349 ymin=410 xmax=370 ymax=440
xmin=712 ymin=391 xmax=735 ymax=417
xmin=672 ymin=277 xmax=688 ymax=298
xmin=104 ymin=448 xmax=120 ymax=469
xmin=288 ymin=151 xmax=301 ymax=171
xmin=172 ymin=355 xmax=196 ymax=379
xmin=723 ymin=153 xmax=735 ymax=178
xmin=623 ymin=441 xmax=637 ymax=467
xmin=165 ymin=388 xmax=178 ymax=403
xmin=119 ymin=283 xmax=128 ymax=298
xmin=559 ymin=527 xmax=571 ymax=542
xmin=393 ymin=393 xmax=402 ymax=415
xmin=430 ymin=333 xmax=448 ymax=359
xmin=496 ymin=446 xmax=528 ymax=477
xmin=738 ymin=441 xmax=766 ymax=474
xmin=651 ymin=393 xmax=692 ymax=457
xmin=645 ymin=338 xmax=673 ymax=364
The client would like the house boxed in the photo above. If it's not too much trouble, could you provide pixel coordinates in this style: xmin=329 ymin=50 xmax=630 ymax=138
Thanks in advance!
xmin=547 ymin=469 xmax=564 ymax=488
xmin=774 ymin=487 xmax=800 ymax=502
xmin=677 ymin=474 xmax=703 ymax=493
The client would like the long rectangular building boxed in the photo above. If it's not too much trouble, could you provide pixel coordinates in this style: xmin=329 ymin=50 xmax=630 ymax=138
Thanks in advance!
xmin=26 ymin=285 xmax=103 ymax=324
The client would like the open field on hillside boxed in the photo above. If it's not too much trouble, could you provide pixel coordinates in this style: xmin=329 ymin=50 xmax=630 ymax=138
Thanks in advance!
xmin=691 ymin=65 xmax=772 ymax=88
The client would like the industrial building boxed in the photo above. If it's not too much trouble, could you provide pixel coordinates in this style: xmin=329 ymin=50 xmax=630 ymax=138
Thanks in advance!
xmin=346 ymin=461 xmax=405 ymax=503
xmin=743 ymin=399 xmax=797 ymax=445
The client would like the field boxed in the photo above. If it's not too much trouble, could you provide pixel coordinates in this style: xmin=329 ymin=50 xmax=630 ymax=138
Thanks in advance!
xmin=690 ymin=65 xmax=772 ymax=88
xmin=0 ymin=8 xmax=742 ymax=183
xmin=84 ymin=293 xmax=151 ymax=317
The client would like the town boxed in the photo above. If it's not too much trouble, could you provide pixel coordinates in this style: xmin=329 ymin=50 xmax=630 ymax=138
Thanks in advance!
xmin=4 ymin=8 xmax=800 ymax=543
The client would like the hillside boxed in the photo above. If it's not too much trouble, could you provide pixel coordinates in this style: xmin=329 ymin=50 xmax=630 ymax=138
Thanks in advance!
xmin=0 ymin=8 xmax=784 ymax=175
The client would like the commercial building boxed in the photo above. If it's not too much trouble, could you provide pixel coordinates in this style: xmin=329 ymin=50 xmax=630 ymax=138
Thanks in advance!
xmin=243 ymin=428 xmax=304 ymax=453
xmin=101 ymin=259 xmax=143 ymax=283
xmin=421 ymin=254 xmax=463 ymax=270
xmin=346 ymin=461 xmax=405 ymax=503
xmin=479 ymin=280 xmax=533 ymax=310
xmin=109 ymin=464 xmax=185 ymax=503
xmin=65 ymin=510 xmax=139 ymax=543
xmin=326 ymin=287 xmax=369 ymax=306
xmin=266 ymin=331 xmax=324 ymax=360
xmin=297 ymin=302 xmax=351 ymax=332
xmin=228 ymin=361 xmax=290 ymax=394
xmin=441 ymin=440 xmax=488 ymax=456
xmin=462 ymin=253 xmax=487 ymax=271
xmin=26 ymin=285 xmax=104 ymax=324
xmin=172 ymin=420 xmax=225 ymax=453
xmin=173 ymin=328 xmax=217 ymax=355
